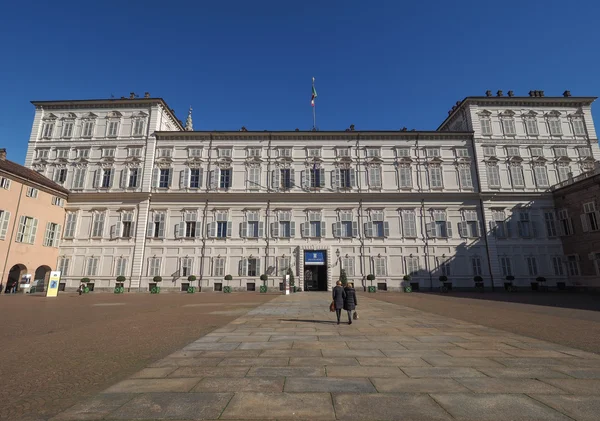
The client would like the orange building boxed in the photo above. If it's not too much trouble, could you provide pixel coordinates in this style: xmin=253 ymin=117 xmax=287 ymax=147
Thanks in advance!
xmin=0 ymin=149 xmax=68 ymax=293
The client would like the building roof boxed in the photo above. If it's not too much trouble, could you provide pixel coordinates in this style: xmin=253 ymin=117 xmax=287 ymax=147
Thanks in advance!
xmin=154 ymin=130 xmax=474 ymax=140
xmin=437 ymin=95 xmax=598 ymax=131
xmin=0 ymin=159 xmax=69 ymax=195
xmin=31 ymin=97 xmax=184 ymax=130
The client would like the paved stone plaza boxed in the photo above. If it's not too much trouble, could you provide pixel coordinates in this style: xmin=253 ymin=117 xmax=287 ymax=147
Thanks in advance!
xmin=52 ymin=293 xmax=600 ymax=421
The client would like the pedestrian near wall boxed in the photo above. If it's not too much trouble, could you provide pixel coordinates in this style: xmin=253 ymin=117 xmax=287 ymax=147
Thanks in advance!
xmin=332 ymin=281 xmax=346 ymax=325
xmin=343 ymin=282 xmax=358 ymax=324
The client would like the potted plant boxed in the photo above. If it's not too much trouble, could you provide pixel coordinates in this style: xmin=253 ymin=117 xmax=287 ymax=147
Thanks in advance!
xmin=439 ymin=275 xmax=452 ymax=292
xmin=151 ymin=276 xmax=162 ymax=294
xmin=536 ymin=276 xmax=547 ymax=292
xmin=505 ymin=275 xmax=515 ymax=292
xmin=339 ymin=269 xmax=348 ymax=287
xmin=223 ymin=275 xmax=232 ymax=293
xmin=259 ymin=274 xmax=268 ymax=293
xmin=187 ymin=275 xmax=197 ymax=293
xmin=474 ymin=275 xmax=484 ymax=291
xmin=367 ymin=274 xmax=376 ymax=293
xmin=403 ymin=274 xmax=412 ymax=292
xmin=114 ymin=276 xmax=126 ymax=294
xmin=80 ymin=277 xmax=91 ymax=293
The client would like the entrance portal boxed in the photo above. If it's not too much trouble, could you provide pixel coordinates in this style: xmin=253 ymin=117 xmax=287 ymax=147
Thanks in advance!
xmin=34 ymin=265 xmax=52 ymax=292
xmin=6 ymin=264 xmax=26 ymax=293
xmin=303 ymin=250 xmax=327 ymax=291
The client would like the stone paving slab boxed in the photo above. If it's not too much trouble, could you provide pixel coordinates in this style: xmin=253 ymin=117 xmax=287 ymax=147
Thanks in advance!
xmin=53 ymin=292 xmax=600 ymax=421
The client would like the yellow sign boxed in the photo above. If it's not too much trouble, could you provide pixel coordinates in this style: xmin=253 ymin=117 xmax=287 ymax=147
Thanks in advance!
xmin=46 ymin=271 xmax=61 ymax=298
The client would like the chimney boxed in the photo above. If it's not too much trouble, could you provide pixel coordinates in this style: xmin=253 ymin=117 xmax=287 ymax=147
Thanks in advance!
xmin=563 ymin=90 xmax=571 ymax=97
xmin=129 ymin=92 xmax=136 ymax=99
xmin=0 ymin=148 xmax=6 ymax=160
xmin=538 ymin=90 xmax=545 ymax=97
xmin=349 ymin=124 xmax=355 ymax=131
xmin=485 ymin=90 xmax=492 ymax=97
xmin=144 ymin=92 xmax=150 ymax=98
xmin=497 ymin=90 xmax=503 ymax=97
xmin=508 ymin=90 xmax=514 ymax=97
xmin=529 ymin=90 xmax=534 ymax=97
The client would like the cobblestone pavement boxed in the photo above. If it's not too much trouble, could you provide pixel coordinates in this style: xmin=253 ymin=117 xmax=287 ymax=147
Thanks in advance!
xmin=0 ymin=293 xmax=274 ymax=421
xmin=53 ymin=292 xmax=600 ymax=421
xmin=366 ymin=291 xmax=600 ymax=353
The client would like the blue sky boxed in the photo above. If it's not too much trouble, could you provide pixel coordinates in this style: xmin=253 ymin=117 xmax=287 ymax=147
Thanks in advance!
xmin=1 ymin=0 xmax=599 ymax=164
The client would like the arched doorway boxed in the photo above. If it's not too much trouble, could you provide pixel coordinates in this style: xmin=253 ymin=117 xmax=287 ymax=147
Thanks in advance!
xmin=6 ymin=264 xmax=27 ymax=293
xmin=34 ymin=265 xmax=52 ymax=293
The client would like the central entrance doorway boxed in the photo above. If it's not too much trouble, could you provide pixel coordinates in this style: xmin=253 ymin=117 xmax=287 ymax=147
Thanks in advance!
xmin=303 ymin=250 xmax=327 ymax=291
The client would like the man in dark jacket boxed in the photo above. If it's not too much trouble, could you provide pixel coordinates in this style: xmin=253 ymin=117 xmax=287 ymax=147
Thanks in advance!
xmin=332 ymin=281 xmax=346 ymax=325
xmin=343 ymin=282 xmax=358 ymax=324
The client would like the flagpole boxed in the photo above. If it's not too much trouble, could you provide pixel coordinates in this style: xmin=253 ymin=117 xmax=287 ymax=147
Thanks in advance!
xmin=312 ymin=77 xmax=316 ymax=131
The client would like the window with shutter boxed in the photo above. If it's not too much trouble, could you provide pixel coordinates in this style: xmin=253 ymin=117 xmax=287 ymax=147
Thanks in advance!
xmin=567 ymin=255 xmax=580 ymax=276
xmin=248 ymin=167 xmax=261 ymax=190
xmin=92 ymin=212 xmax=105 ymax=238
xmin=480 ymin=118 xmax=492 ymax=135
xmin=369 ymin=167 xmax=382 ymax=188
xmin=429 ymin=166 xmax=443 ymax=188
xmin=525 ymin=118 xmax=539 ymax=135
xmin=220 ymin=168 xmax=232 ymax=189
xmin=510 ymin=165 xmax=525 ymax=188
xmin=552 ymin=257 xmax=564 ymax=276
xmin=82 ymin=121 xmax=94 ymax=137
xmin=406 ymin=256 xmax=420 ymax=275
xmin=502 ymin=118 xmax=516 ymax=135
xmin=486 ymin=164 xmax=501 ymax=187
xmin=459 ymin=166 xmax=473 ymax=189
xmin=572 ymin=119 xmax=586 ymax=135
xmin=549 ymin=118 xmax=562 ymax=135
xmin=213 ymin=258 xmax=225 ymax=277
xmin=58 ymin=257 xmax=70 ymax=276
xmin=471 ymin=256 xmax=482 ymax=276
xmin=115 ymin=257 xmax=128 ymax=276
xmin=402 ymin=210 xmax=417 ymax=238
xmin=86 ymin=257 xmax=99 ymax=276
xmin=341 ymin=257 xmax=354 ymax=276
xmin=399 ymin=165 xmax=412 ymax=188
xmin=533 ymin=166 xmax=549 ymax=187
xmin=0 ymin=211 xmax=10 ymax=240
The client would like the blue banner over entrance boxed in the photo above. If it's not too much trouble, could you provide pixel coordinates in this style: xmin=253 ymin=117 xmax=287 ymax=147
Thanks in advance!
xmin=304 ymin=250 xmax=326 ymax=266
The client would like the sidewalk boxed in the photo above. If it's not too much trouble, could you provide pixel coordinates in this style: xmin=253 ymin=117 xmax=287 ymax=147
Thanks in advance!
xmin=52 ymin=292 xmax=600 ymax=421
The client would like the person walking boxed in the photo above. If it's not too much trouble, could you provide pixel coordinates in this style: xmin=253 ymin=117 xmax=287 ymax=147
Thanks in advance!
xmin=332 ymin=281 xmax=346 ymax=325
xmin=343 ymin=282 xmax=358 ymax=324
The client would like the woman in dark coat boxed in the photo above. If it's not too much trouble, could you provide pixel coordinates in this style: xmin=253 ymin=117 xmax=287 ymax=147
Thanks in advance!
xmin=332 ymin=281 xmax=346 ymax=324
xmin=343 ymin=282 xmax=358 ymax=324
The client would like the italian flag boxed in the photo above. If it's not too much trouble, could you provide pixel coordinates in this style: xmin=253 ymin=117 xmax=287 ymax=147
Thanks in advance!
xmin=311 ymin=84 xmax=317 ymax=107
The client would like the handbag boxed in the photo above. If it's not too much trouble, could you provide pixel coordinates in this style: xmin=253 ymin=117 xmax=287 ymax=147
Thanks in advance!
xmin=329 ymin=301 xmax=335 ymax=312
xmin=353 ymin=311 xmax=359 ymax=320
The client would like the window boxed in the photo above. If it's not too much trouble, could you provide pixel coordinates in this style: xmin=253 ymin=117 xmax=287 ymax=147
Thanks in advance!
xmin=176 ymin=212 xmax=199 ymax=239
xmin=37 ymin=149 xmax=50 ymax=159
xmin=502 ymin=118 xmax=516 ymax=135
xmin=578 ymin=147 xmax=592 ymax=157
xmin=456 ymin=148 xmax=469 ymax=158
xmin=526 ymin=257 xmax=538 ymax=276
xmin=189 ymin=148 xmax=202 ymax=158
xmin=459 ymin=166 xmax=473 ymax=189
xmin=308 ymin=148 xmax=321 ymax=157
xmin=548 ymin=118 xmax=562 ymax=135
xmin=102 ymin=148 xmax=115 ymax=158
xmin=42 ymin=121 xmax=54 ymax=138
xmin=64 ymin=213 xmax=77 ymax=238
xmin=54 ymin=167 xmax=68 ymax=184
xmin=0 ymin=177 xmax=10 ymax=190
xmin=247 ymin=166 xmax=261 ymax=190
xmin=365 ymin=211 xmax=389 ymax=238
xmin=220 ymin=168 xmax=232 ymax=189
xmin=500 ymin=257 xmax=512 ymax=277
xmin=567 ymin=256 xmax=579 ymax=276
xmin=180 ymin=257 xmax=193 ymax=277
xmin=480 ymin=117 xmax=492 ymax=135
xmin=530 ymin=147 xmax=544 ymax=157
xmin=121 ymin=212 xmax=134 ymax=238
xmin=58 ymin=257 xmax=70 ymax=276
xmin=486 ymin=163 xmax=501 ymax=188
xmin=247 ymin=148 xmax=261 ymax=157
xmin=245 ymin=258 xmax=259 ymax=277
xmin=128 ymin=147 xmax=142 ymax=157
xmin=133 ymin=119 xmax=145 ymax=136
xmin=427 ymin=148 xmax=440 ymax=157
xmin=373 ymin=257 xmax=387 ymax=276
xmin=56 ymin=149 xmax=69 ymax=159
xmin=334 ymin=212 xmax=357 ymax=238
xmin=189 ymin=168 xmax=202 ymax=189
xmin=91 ymin=212 xmax=105 ymax=238
xmin=148 ymin=257 xmax=161 ymax=277
xmin=304 ymin=167 xmax=324 ymax=189
xmin=277 ymin=257 xmax=291 ymax=277
xmin=397 ymin=148 xmax=410 ymax=157
xmin=367 ymin=148 xmax=380 ymax=157
xmin=572 ymin=119 xmax=585 ymax=135
xmin=16 ymin=216 xmax=37 ymax=244
xmin=510 ymin=164 xmax=525 ymax=188
xmin=218 ymin=148 xmax=232 ymax=158
xmin=26 ymin=187 xmax=38 ymax=198
xmin=472 ymin=256 xmax=482 ymax=276
xmin=439 ymin=259 xmax=451 ymax=276
xmin=406 ymin=256 xmax=420 ymax=276
xmin=557 ymin=163 xmax=571 ymax=182
xmin=506 ymin=147 xmax=520 ymax=157
xmin=107 ymin=121 xmax=119 ymax=137
xmin=51 ymin=196 xmax=64 ymax=207
xmin=544 ymin=211 xmax=558 ymax=237
xmin=552 ymin=257 xmax=564 ymax=276
xmin=398 ymin=164 xmax=412 ymax=188
xmin=555 ymin=147 xmax=568 ymax=158
xmin=72 ymin=167 xmax=86 ymax=189
xmin=273 ymin=168 xmax=294 ymax=190
xmin=491 ymin=210 xmax=510 ymax=239
xmin=401 ymin=210 xmax=417 ymax=238
xmin=517 ymin=211 xmax=536 ymax=238
xmin=147 ymin=213 xmax=165 ymax=238
xmin=82 ymin=120 xmax=94 ymax=137
xmin=242 ymin=212 xmax=263 ymax=238
xmin=159 ymin=168 xmax=171 ymax=188
xmin=428 ymin=165 xmax=443 ymax=188
xmin=272 ymin=211 xmax=295 ymax=238
xmin=337 ymin=148 xmax=350 ymax=157
xmin=62 ymin=122 xmax=74 ymax=138
xmin=209 ymin=212 xmax=231 ymax=239
xmin=86 ymin=257 xmax=99 ymax=276
xmin=43 ymin=222 xmax=61 ymax=247
xmin=128 ymin=168 xmax=140 ymax=188
xmin=557 ymin=209 xmax=573 ymax=236
xmin=525 ymin=118 xmax=539 ymax=135
xmin=533 ymin=165 xmax=549 ymax=187
xmin=336 ymin=168 xmax=354 ymax=189
xmin=115 ymin=257 xmax=128 ymax=277
xmin=77 ymin=149 xmax=90 ymax=159
xmin=368 ymin=166 xmax=382 ymax=188
xmin=213 ymin=258 xmax=225 ymax=277
xmin=341 ymin=257 xmax=354 ymax=276
xmin=158 ymin=148 xmax=172 ymax=158
xmin=483 ymin=146 xmax=496 ymax=156
xmin=459 ymin=210 xmax=480 ymax=238
xmin=0 ymin=211 xmax=9 ymax=240
xmin=302 ymin=212 xmax=325 ymax=238
xmin=101 ymin=168 xmax=113 ymax=188
xmin=427 ymin=210 xmax=452 ymax=238
xmin=581 ymin=202 xmax=600 ymax=232
xmin=279 ymin=148 xmax=292 ymax=158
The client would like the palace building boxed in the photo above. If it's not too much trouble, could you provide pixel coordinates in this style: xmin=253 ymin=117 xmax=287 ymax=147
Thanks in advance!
xmin=19 ymin=90 xmax=600 ymax=292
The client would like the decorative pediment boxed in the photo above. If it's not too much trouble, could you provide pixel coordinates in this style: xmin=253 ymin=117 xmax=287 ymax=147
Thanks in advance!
xmin=32 ymin=164 xmax=46 ymax=172
xmin=365 ymin=156 xmax=384 ymax=164
xmin=531 ymin=156 xmax=548 ymax=165
xmin=546 ymin=110 xmax=562 ymax=117
xmin=499 ymin=109 xmax=515 ymax=117
xmin=62 ymin=112 xmax=77 ymax=119
xmin=82 ymin=112 xmax=98 ymax=119
xmin=484 ymin=157 xmax=500 ymax=164
xmin=71 ymin=161 xmax=88 ymax=168
xmin=395 ymin=157 xmax=413 ymax=165
xmin=100 ymin=161 xmax=114 ymax=169
xmin=185 ymin=157 xmax=203 ymax=166
xmin=132 ymin=111 xmax=148 ymax=118
xmin=56 ymin=157 xmax=69 ymax=164
xmin=427 ymin=157 xmax=444 ymax=165
xmin=477 ymin=109 xmax=492 ymax=117
xmin=507 ymin=156 xmax=524 ymax=165
xmin=275 ymin=159 xmax=293 ymax=169
xmin=580 ymin=156 xmax=596 ymax=163
xmin=101 ymin=156 xmax=115 ymax=164
xmin=245 ymin=160 xmax=262 ymax=168
xmin=107 ymin=111 xmax=123 ymax=118
xmin=216 ymin=160 xmax=232 ymax=169
xmin=569 ymin=108 xmax=585 ymax=118
xmin=334 ymin=160 xmax=353 ymax=169
xmin=155 ymin=156 xmax=173 ymax=165
xmin=522 ymin=110 xmax=538 ymax=118
xmin=336 ymin=156 xmax=353 ymax=164
xmin=33 ymin=156 xmax=48 ymax=163
xmin=305 ymin=157 xmax=323 ymax=166
xmin=555 ymin=156 xmax=572 ymax=163
xmin=455 ymin=157 xmax=471 ymax=165
xmin=125 ymin=156 xmax=142 ymax=164
xmin=44 ymin=113 xmax=58 ymax=120
xmin=245 ymin=156 xmax=263 ymax=164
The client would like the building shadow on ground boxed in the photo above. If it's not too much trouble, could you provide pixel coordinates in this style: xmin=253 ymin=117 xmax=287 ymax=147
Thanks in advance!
xmin=279 ymin=319 xmax=338 ymax=324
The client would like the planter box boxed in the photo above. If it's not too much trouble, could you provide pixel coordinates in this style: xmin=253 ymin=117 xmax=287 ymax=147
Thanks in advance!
xmin=475 ymin=282 xmax=484 ymax=289
xmin=443 ymin=282 xmax=452 ymax=291
xmin=259 ymin=285 xmax=268 ymax=293
xmin=223 ymin=286 xmax=232 ymax=293
xmin=368 ymin=286 xmax=376 ymax=293
xmin=504 ymin=282 xmax=515 ymax=292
